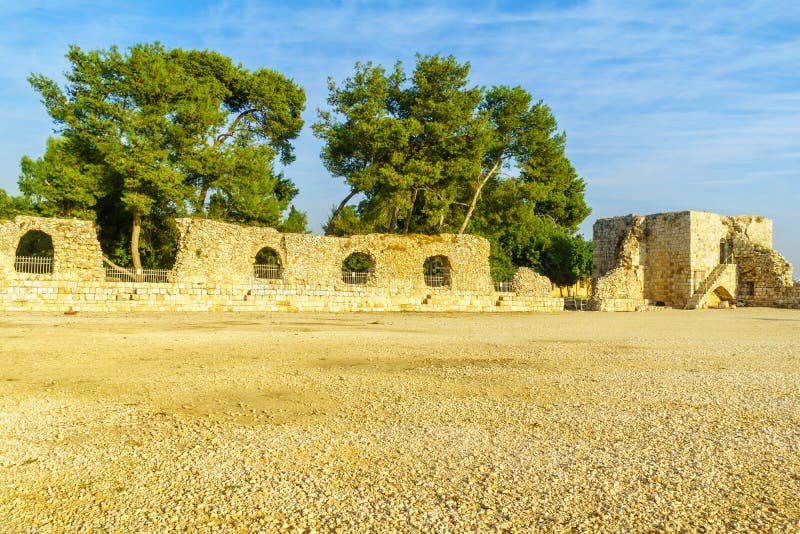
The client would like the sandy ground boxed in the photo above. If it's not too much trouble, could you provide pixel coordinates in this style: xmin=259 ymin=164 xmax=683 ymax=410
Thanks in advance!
xmin=0 ymin=308 xmax=798 ymax=532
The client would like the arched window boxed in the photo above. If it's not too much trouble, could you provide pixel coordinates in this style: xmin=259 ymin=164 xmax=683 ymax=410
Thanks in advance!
xmin=253 ymin=247 xmax=282 ymax=280
xmin=342 ymin=252 xmax=375 ymax=285
xmin=15 ymin=230 xmax=54 ymax=274
xmin=423 ymin=255 xmax=451 ymax=288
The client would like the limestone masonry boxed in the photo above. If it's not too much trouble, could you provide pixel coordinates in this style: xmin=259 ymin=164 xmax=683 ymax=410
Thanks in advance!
xmin=0 ymin=216 xmax=563 ymax=313
xmin=591 ymin=210 xmax=800 ymax=311
xmin=4 ymin=211 xmax=797 ymax=313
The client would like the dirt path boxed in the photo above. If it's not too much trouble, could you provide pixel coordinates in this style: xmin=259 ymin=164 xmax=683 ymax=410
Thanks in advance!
xmin=1 ymin=309 xmax=798 ymax=531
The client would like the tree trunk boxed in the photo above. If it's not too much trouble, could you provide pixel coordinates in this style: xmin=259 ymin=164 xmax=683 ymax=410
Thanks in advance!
xmin=389 ymin=206 xmax=399 ymax=233
xmin=326 ymin=189 xmax=358 ymax=233
xmin=196 ymin=184 xmax=209 ymax=214
xmin=131 ymin=211 xmax=142 ymax=272
xmin=403 ymin=188 xmax=419 ymax=234
xmin=457 ymin=160 xmax=501 ymax=234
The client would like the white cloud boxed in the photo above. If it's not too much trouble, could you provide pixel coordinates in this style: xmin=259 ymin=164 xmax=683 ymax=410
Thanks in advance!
xmin=1 ymin=0 xmax=797 ymax=263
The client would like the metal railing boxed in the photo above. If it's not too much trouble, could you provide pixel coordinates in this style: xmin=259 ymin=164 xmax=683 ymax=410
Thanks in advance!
xmin=253 ymin=264 xmax=283 ymax=280
xmin=491 ymin=268 xmax=516 ymax=293
xmin=104 ymin=265 xmax=171 ymax=283
xmin=692 ymin=270 xmax=708 ymax=293
xmin=424 ymin=271 xmax=451 ymax=288
xmin=493 ymin=280 xmax=514 ymax=292
xmin=341 ymin=270 xmax=373 ymax=285
xmin=564 ymin=298 xmax=589 ymax=311
xmin=14 ymin=256 xmax=53 ymax=274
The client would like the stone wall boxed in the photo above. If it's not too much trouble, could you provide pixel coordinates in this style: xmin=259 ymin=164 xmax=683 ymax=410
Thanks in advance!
xmin=512 ymin=267 xmax=553 ymax=297
xmin=0 ymin=216 xmax=563 ymax=313
xmin=592 ymin=267 xmax=648 ymax=312
xmin=0 ymin=216 xmax=104 ymax=282
xmin=733 ymin=236 xmax=796 ymax=307
xmin=173 ymin=218 xmax=493 ymax=292
xmin=0 ymin=280 xmax=565 ymax=313
xmin=592 ymin=215 xmax=640 ymax=278
xmin=641 ymin=212 xmax=692 ymax=307
xmin=731 ymin=215 xmax=772 ymax=249
xmin=592 ymin=210 xmax=799 ymax=310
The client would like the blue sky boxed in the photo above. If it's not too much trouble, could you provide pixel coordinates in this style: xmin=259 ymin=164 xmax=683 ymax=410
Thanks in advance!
xmin=1 ymin=0 xmax=799 ymax=269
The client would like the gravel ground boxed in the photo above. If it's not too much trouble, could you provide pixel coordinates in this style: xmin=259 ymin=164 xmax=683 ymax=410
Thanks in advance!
xmin=0 ymin=308 xmax=798 ymax=532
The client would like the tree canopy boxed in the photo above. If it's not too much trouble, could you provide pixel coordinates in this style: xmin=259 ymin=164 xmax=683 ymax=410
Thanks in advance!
xmin=314 ymin=54 xmax=591 ymax=283
xmin=0 ymin=189 xmax=36 ymax=220
xmin=23 ymin=43 xmax=306 ymax=269
xmin=15 ymin=47 xmax=591 ymax=284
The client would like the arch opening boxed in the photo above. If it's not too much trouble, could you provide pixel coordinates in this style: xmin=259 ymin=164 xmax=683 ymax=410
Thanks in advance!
xmin=708 ymin=285 xmax=735 ymax=308
xmin=253 ymin=247 xmax=282 ymax=280
xmin=713 ymin=286 xmax=734 ymax=301
xmin=15 ymin=230 xmax=54 ymax=274
xmin=424 ymin=255 xmax=451 ymax=288
xmin=342 ymin=252 xmax=375 ymax=285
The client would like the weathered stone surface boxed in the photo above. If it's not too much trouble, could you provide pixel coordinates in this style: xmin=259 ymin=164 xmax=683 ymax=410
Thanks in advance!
xmin=590 ymin=267 xmax=646 ymax=312
xmin=592 ymin=210 xmax=798 ymax=311
xmin=0 ymin=216 xmax=105 ymax=282
xmin=593 ymin=267 xmax=642 ymax=300
xmin=511 ymin=267 xmax=552 ymax=297
xmin=173 ymin=218 xmax=493 ymax=291
xmin=0 ymin=216 xmax=564 ymax=313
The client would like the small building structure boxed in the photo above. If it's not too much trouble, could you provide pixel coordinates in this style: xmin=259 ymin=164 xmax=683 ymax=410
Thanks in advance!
xmin=591 ymin=210 xmax=800 ymax=311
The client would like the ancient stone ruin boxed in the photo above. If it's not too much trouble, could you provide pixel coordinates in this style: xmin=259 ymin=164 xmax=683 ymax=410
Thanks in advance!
xmin=0 ymin=216 xmax=563 ymax=313
xmin=5 ymin=211 xmax=797 ymax=313
xmin=591 ymin=210 xmax=800 ymax=311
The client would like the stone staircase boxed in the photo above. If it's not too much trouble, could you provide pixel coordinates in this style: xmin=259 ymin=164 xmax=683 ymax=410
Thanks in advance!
xmin=685 ymin=263 xmax=737 ymax=309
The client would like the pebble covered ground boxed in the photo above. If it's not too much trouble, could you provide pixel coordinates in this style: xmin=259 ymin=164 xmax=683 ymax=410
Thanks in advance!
xmin=0 ymin=308 xmax=798 ymax=532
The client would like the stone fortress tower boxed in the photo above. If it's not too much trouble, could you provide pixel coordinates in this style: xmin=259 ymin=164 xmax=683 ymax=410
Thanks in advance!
xmin=591 ymin=211 xmax=800 ymax=311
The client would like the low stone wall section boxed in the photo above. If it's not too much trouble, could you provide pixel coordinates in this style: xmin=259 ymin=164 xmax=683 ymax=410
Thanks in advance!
xmin=0 ymin=216 xmax=564 ymax=313
xmin=0 ymin=280 xmax=564 ymax=313
xmin=734 ymin=236 xmax=797 ymax=308
xmin=512 ymin=267 xmax=553 ymax=296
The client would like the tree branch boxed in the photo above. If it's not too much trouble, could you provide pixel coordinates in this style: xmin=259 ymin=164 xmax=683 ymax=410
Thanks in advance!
xmin=458 ymin=158 xmax=502 ymax=234
xmin=325 ymin=188 xmax=359 ymax=233
xmin=403 ymin=187 xmax=419 ymax=234
xmin=214 ymin=108 xmax=258 ymax=149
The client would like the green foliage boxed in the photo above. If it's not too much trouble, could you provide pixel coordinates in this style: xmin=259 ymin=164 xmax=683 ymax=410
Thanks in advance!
xmin=0 ymin=189 xmax=38 ymax=219
xmin=324 ymin=205 xmax=372 ymax=236
xmin=571 ymin=235 xmax=593 ymax=280
xmin=19 ymin=138 xmax=99 ymax=219
xmin=255 ymin=247 xmax=280 ymax=265
xmin=525 ymin=231 xmax=592 ymax=288
xmin=15 ymin=230 xmax=53 ymax=257
xmin=315 ymin=54 xmax=590 ymax=276
xmin=95 ymin=199 xmax=180 ymax=269
xmin=314 ymin=55 xmax=484 ymax=235
xmin=470 ymin=176 xmax=592 ymax=286
xmin=167 ymin=48 xmax=306 ymax=220
xmin=25 ymin=43 xmax=307 ymax=268
xmin=342 ymin=252 xmax=374 ymax=272
xmin=278 ymin=206 xmax=308 ymax=234
xmin=423 ymin=255 xmax=450 ymax=276
xmin=137 ymin=215 xmax=181 ymax=269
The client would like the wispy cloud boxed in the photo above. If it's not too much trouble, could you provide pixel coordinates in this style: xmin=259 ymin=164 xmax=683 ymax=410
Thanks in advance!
xmin=1 ymin=0 xmax=798 ymax=265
